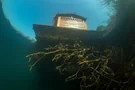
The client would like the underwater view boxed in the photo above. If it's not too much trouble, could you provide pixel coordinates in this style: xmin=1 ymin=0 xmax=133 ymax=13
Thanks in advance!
xmin=0 ymin=0 xmax=135 ymax=90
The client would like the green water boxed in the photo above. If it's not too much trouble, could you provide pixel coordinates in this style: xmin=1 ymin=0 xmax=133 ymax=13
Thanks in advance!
xmin=0 ymin=1 xmax=38 ymax=90
xmin=0 ymin=1 xmax=69 ymax=90
xmin=1 ymin=0 xmax=135 ymax=90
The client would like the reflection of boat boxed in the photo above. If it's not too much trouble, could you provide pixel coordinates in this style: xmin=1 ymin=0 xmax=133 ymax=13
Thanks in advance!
xmin=33 ymin=13 xmax=105 ymax=47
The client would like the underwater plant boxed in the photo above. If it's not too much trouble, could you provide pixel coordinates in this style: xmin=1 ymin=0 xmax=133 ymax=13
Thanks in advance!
xmin=26 ymin=41 xmax=135 ymax=90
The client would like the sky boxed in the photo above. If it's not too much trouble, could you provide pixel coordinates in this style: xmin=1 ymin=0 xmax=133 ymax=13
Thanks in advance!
xmin=2 ymin=0 xmax=109 ymax=39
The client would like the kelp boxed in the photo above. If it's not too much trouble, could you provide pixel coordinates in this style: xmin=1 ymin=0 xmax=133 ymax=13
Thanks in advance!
xmin=26 ymin=41 xmax=135 ymax=90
